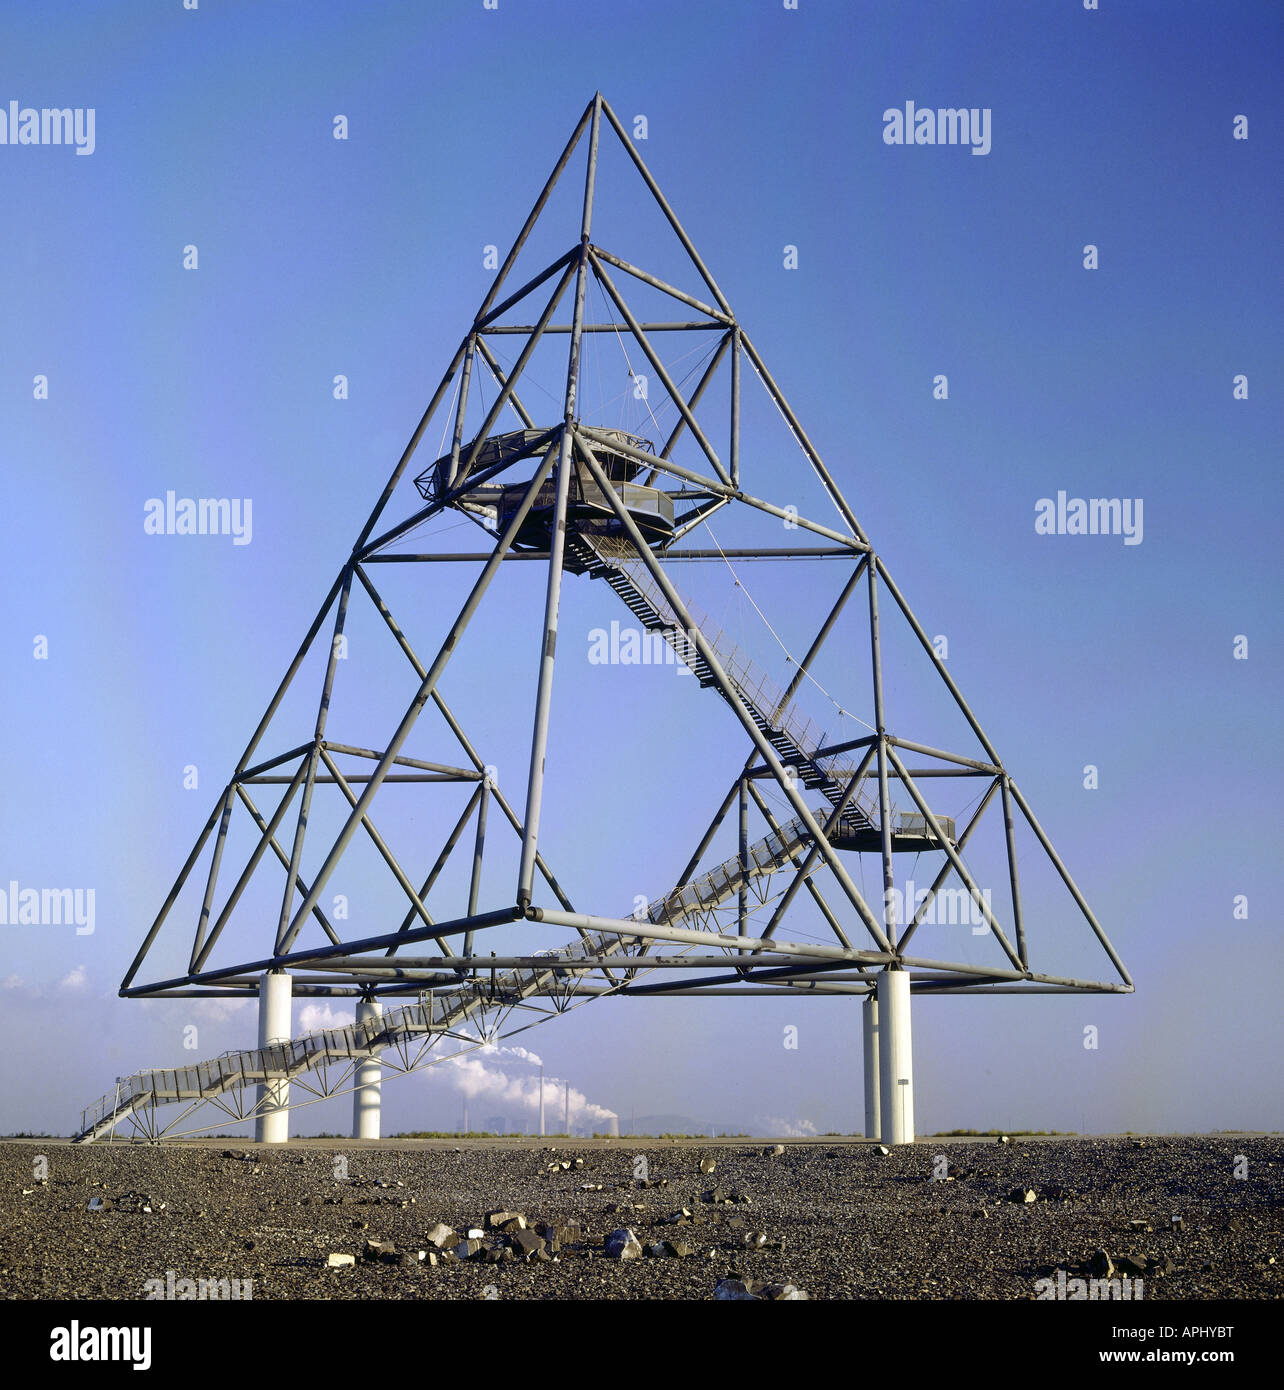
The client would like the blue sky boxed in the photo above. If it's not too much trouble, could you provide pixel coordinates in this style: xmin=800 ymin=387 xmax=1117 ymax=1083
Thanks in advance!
xmin=1 ymin=0 xmax=1281 ymax=1138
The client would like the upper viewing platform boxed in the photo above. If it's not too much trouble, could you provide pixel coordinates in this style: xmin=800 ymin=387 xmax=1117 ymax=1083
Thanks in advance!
xmin=414 ymin=427 xmax=675 ymax=549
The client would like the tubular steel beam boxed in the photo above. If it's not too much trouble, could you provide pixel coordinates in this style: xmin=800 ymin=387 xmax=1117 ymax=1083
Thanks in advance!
xmin=575 ymin=433 xmax=893 ymax=954
xmin=386 ymin=782 xmax=482 ymax=954
xmin=737 ymin=778 xmax=749 ymax=941
xmin=745 ymin=778 xmax=854 ymax=951
xmin=895 ymin=777 xmax=1001 ymax=954
xmin=364 ymin=547 xmax=854 ymax=562
xmin=579 ymin=423 xmax=726 ymax=495
xmin=619 ymin=980 xmax=870 ymax=998
xmin=886 ymin=737 xmax=1001 ymax=775
xmin=588 ymin=247 xmax=732 ymax=487
xmin=734 ymin=488 xmax=868 ymax=550
xmin=657 ymin=330 xmax=732 ymax=465
xmin=350 ymin=563 xmax=578 ymax=917
xmin=867 ymin=562 xmax=898 ymax=951
xmin=320 ymin=743 xmax=480 ymax=779
xmin=474 ymin=246 xmax=579 ymax=332
xmin=738 ymin=330 xmax=868 ymax=546
xmin=446 ymin=334 xmax=476 ymax=489
xmin=730 ymin=324 xmax=741 ymax=488
xmin=303 ymin=953 xmax=812 ymax=973
xmin=464 ymin=784 xmax=489 ymax=958
xmin=516 ymin=424 xmax=573 ymax=906
xmin=121 ymin=906 xmax=526 ymax=996
xmin=518 ymin=99 xmax=600 ymax=905
xmin=193 ymin=770 xmax=308 ymax=972
xmin=755 ymin=744 xmax=878 ymax=950
xmin=1008 ymin=780 xmax=1132 ymax=987
xmin=277 ymin=453 xmax=559 ymax=954
xmin=588 ymin=245 xmax=732 ymax=323
xmin=474 ymin=97 xmax=593 ymax=323
xmin=239 ymin=743 xmax=314 ymax=781
xmin=599 ymin=96 xmax=734 ymax=315
xmin=482 ymin=322 xmax=720 ymax=334
xmin=1000 ymin=775 xmax=1028 ymax=969
xmin=527 ymin=905 xmax=892 ymax=967
xmin=190 ymin=786 xmax=235 ymax=971
xmin=274 ymin=566 xmax=354 ymax=954
xmin=318 ymin=747 xmax=437 ymax=934
xmin=457 ymin=261 xmax=577 ymax=482
xmin=885 ymin=745 xmax=1024 ymax=973
xmin=474 ymin=337 xmax=540 ymax=429
xmin=874 ymin=556 xmax=1003 ymax=768
xmin=221 ymin=782 xmax=343 ymax=957
xmin=352 ymin=338 xmax=471 ymax=554
xmin=674 ymin=778 xmax=739 ymax=890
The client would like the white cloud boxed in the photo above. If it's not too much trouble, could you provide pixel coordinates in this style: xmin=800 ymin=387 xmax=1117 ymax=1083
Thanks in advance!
xmin=189 ymin=997 xmax=254 ymax=1023
xmin=758 ymin=1115 xmax=818 ymax=1138
xmin=436 ymin=1051 xmax=616 ymax=1127
xmin=477 ymin=1041 xmax=543 ymax=1067
xmin=298 ymin=1002 xmax=354 ymax=1033
xmin=59 ymin=965 xmax=87 ymax=990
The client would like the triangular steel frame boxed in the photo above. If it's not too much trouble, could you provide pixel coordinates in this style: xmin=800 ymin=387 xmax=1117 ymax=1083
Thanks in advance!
xmin=120 ymin=93 xmax=1132 ymax=1018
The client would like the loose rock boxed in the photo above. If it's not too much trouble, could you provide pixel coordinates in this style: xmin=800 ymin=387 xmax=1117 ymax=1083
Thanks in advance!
xmin=604 ymin=1227 xmax=643 ymax=1261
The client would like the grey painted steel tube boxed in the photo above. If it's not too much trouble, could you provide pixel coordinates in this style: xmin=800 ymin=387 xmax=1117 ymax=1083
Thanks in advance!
xmin=193 ymin=770 xmax=309 ymax=972
xmin=588 ymin=248 xmax=731 ymax=486
xmin=598 ymin=96 xmax=734 ymax=315
xmin=895 ymin=777 xmax=1000 ymax=954
xmin=588 ymin=245 xmax=731 ymax=323
xmin=867 ymin=562 xmax=898 ymax=951
xmin=886 ymin=745 xmax=1024 ymax=972
xmin=1009 ymin=780 xmax=1132 ymax=987
xmin=473 ymin=98 xmax=593 ymax=324
xmin=745 ymin=780 xmax=852 ymax=949
xmin=528 ymin=905 xmax=891 ymax=966
xmin=874 ymin=556 xmax=1003 ymax=768
xmin=1000 ymin=776 xmax=1028 ymax=968
xmin=122 ymin=907 xmax=525 ymax=996
xmin=277 ymin=452 xmax=558 ymax=953
xmin=519 ymin=104 xmax=599 ymax=905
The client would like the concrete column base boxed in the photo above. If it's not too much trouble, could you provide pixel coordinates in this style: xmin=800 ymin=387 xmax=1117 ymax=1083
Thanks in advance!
xmin=353 ymin=998 xmax=382 ymax=1140
xmin=877 ymin=969 xmax=914 ymax=1144
xmin=254 ymin=971 xmax=292 ymax=1144
xmin=863 ymin=993 xmax=881 ymax=1140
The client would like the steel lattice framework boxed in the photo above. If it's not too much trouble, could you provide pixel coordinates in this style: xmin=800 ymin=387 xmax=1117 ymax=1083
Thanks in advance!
xmin=89 ymin=94 xmax=1131 ymax=1141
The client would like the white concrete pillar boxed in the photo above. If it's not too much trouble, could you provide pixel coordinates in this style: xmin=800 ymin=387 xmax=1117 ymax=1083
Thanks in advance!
xmin=254 ymin=971 xmax=292 ymax=1144
xmin=863 ymin=993 xmax=881 ymax=1140
xmin=877 ymin=969 xmax=914 ymax=1144
xmin=352 ymin=997 xmax=382 ymax=1140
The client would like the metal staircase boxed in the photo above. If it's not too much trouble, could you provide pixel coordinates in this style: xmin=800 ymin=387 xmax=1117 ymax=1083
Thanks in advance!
xmin=640 ymin=814 xmax=812 ymax=929
xmin=74 ymin=820 xmax=822 ymax=1143
xmin=74 ymin=812 xmax=835 ymax=1143
xmin=569 ymin=533 xmax=883 ymax=838
xmin=75 ymin=928 xmax=640 ymax=1143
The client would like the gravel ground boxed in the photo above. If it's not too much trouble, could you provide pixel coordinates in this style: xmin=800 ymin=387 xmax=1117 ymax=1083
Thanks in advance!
xmin=1 ymin=1135 xmax=1280 ymax=1301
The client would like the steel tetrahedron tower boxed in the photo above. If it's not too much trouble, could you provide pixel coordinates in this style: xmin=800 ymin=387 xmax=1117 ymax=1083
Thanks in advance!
xmin=81 ymin=94 xmax=1131 ymax=1145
